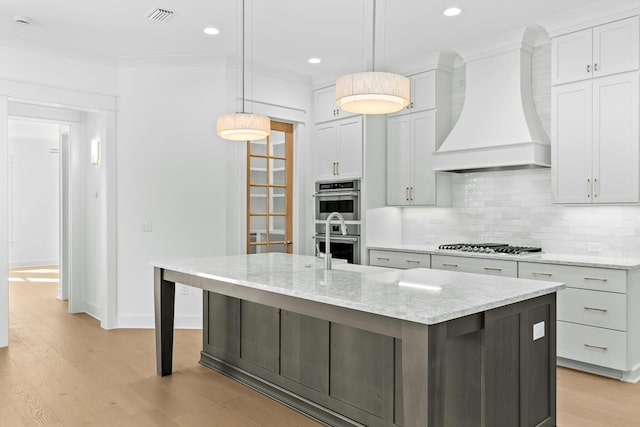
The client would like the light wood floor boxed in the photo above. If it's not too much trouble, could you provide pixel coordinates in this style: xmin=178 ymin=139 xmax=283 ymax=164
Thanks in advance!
xmin=3 ymin=267 xmax=640 ymax=426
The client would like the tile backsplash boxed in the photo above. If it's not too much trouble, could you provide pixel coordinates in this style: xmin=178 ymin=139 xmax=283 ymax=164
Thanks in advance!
xmin=402 ymin=43 xmax=640 ymax=258
xmin=402 ymin=168 xmax=640 ymax=258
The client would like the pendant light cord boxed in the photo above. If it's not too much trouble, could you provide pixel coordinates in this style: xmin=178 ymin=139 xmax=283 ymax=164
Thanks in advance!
xmin=371 ymin=0 xmax=376 ymax=72
xmin=241 ymin=0 xmax=246 ymax=113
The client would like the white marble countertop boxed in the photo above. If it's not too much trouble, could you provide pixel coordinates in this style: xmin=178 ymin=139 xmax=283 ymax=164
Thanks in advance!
xmin=153 ymin=253 xmax=564 ymax=325
xmin=368 ymin=244 xmax=640 ymax=270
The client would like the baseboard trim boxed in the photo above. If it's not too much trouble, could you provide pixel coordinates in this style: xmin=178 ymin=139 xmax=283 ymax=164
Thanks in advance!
xmin=117 ymin=314 xmax=202 ymax=329
xmin=558 ymin=357 xmax=640 ymax=383
xmin=9 ymin=259 xmax=59 ymax=268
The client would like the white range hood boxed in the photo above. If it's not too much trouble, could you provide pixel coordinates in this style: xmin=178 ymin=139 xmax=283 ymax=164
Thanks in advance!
xmin=433 ymin=27 xmax=550 ymax=172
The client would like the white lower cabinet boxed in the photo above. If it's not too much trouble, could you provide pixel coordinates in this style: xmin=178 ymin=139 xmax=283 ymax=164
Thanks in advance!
xmin=431 ymin=254 xmax=517 ymax=277
xmin=520 ymin=262 xmax=639 ymax=379
xmin=369 ymin=250 xmax=430 ymax=269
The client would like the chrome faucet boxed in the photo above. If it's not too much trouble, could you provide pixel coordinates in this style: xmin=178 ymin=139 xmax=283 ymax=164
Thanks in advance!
xmin=323 ymin=211 xmax=347 ymax=270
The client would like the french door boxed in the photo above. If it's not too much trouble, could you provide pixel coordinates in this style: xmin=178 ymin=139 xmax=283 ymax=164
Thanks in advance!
xmin=247 ymin=121 xmax=293 ymax=254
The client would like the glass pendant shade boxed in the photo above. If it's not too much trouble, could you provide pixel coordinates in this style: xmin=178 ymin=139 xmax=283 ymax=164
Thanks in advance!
xmin=216 ymin=112 xmax=271 ymax=141
xmin=335 ymin=71 xmax=410 ymax=114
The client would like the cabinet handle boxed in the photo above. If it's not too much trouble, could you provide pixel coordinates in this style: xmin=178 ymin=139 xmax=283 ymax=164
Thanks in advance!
xmin=584 ymin=277 xmax=608 ymax=282
xmin=532 ymin=272 xmax=553 ymax=277
xmin=584 ymin=306 xmax=608 ymax=313
xmin=594 ymin=63 xmax=598 ymax=72
xmin=442 ymin=263 xmax=458 ymax=268
xmin=594 ymin=178 xmax=599 ymax=198
xmin=584 ymin=343 xmax=607 ymax=351
xmin=586 ymin=178 xmax=591 ymax=198
xmin=406 ymin=260 xmax=421 ymax=264
xmin=410 ymin=187 xmax=414 ymax=201
xmin=332 ymin=162 xmax=336 ymax=175
xmin=336 ymin=162 xmax=339 ymax=175
xmin=587 ymin=64 xmax=591 ymax=73
xmin=405 ymin=187 xmax=409 ymax=201
xmin=376 ymin=257 xmax=390 ymax=261
xmin=484 ymin=267 xmax=503 ymax=272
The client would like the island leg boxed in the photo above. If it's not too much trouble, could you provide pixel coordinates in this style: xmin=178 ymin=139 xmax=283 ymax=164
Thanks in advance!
xmin=401 ymin=321 xmax=446 ymax=427
xmin=154 ymin=267 xmax=175 ymax=376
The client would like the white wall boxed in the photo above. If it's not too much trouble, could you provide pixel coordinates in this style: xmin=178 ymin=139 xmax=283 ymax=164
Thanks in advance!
xmin=0 ymin=96 xmax=8 ymax=347
xmin=8 ymin=120 xmax=60 ymax=267
xmin=116 ymin=64 xmax=231 ymax=328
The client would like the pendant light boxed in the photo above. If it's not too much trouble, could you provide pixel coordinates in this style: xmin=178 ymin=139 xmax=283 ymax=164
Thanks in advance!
xmin=216 ymin=0 xmax=270 ymax=141
xmin=335 ymin=0 xmax=410 ymax=115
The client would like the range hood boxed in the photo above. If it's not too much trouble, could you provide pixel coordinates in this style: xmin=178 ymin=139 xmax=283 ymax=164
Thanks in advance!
xmin=433 ymin=27 xmax=550 ymax=172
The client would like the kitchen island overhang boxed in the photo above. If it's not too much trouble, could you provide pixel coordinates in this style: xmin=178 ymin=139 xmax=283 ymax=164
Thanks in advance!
xmin=153 ymin=253 xmax=564 ymax=427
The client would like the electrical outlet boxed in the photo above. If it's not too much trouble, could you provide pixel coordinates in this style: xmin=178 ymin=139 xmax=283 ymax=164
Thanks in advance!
xmin=180 ymin=285 xmax=189 ymax=295
xmin=533 ymin=321 xmax=545 ymax=341
xmin=587 ymin=242 xmax=603 ymax=253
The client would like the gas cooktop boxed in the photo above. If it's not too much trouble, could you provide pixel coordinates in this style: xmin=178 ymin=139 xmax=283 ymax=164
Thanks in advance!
xmin=438 ymin=243 xmax=542 ymax=255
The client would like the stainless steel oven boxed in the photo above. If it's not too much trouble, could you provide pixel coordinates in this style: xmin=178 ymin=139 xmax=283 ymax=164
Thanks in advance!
xmin=314 ymin=225 xmax=361 ymax=265
xmin=314 ymin=179 xmax=360 ymax=221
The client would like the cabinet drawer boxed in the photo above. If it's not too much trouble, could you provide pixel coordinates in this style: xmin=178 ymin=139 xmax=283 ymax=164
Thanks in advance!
xmin=518 ymin=262 xmax=626 ymax=293
xmin=369 ymin=250 xmax=430 ymax=269
xmin=558 ymin=288 xmax=627 ymax=331
xmin=431 ymin=255 xmax=517 ymax=277
xmin=557 ymin=321 xmax=627 ymax=370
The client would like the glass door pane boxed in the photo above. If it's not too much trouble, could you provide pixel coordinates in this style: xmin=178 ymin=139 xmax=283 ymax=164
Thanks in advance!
xmin=247 ymin=121 xmax=293 ymax=255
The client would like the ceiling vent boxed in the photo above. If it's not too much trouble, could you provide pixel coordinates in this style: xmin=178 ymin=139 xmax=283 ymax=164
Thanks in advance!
xmin=13 ymin=16 xmax=32 ymax=25
xmin=145 ymin=7 xmax=175 ymax=23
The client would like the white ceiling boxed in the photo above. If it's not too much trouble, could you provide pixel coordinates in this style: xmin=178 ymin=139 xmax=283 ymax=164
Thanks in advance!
xmin=0 ymin=0 xmax=628 ymax=83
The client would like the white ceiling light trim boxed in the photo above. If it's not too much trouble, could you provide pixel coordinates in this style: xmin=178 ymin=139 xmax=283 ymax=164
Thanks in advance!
xmin=335 ymin=0 xmax=409 ymax=115
xmin=216 ymin=0 xmax=270 ymax=141
xmin=443 ymin=7 xmax=461 ymax=17
xmin=308 ymin=57 xmax=322 ymax=64
xmin=204 ymin=27 xmax=220 ymax=35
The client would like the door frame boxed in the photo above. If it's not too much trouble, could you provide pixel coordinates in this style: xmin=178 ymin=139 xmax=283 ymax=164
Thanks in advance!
xmin=1 ymin=81 xmax=118 ymax=347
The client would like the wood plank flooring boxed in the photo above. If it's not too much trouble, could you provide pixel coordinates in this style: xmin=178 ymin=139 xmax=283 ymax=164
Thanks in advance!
xmin=3 ymin=266 xmax=640 ymax=426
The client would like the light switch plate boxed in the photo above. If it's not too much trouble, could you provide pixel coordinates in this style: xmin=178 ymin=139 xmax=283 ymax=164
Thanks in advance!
xmin=533 ymin=321 xmax=545 ymax=341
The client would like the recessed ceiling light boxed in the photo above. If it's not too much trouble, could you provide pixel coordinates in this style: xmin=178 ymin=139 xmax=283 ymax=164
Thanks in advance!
xmin=308 ymin=57 xmax=322 ymax=64
xmin=443 ymin=7 xmax=461 ymax=17
xmin=204 ymin=27 xmax=220 ymax=35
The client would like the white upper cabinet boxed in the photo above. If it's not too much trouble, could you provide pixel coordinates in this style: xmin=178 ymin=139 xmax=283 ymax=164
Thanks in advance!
xmin=388 ymin=70 xmax=438 ymax=117
xmin=313 ymin=85 xmax=356 ymax=124
xmin=552 ymin=16 xmax=639 ymax=85
xmin=313 ymin=117 xmax=363 ymax=179
xmin=552 ymin=73 xmax=639 ymax=204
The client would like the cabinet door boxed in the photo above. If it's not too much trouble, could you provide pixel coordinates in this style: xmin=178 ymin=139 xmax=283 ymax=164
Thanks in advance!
xmin=336 ymin=117 xmax=363 ymax=178
xmin=593 ymin=73 xmax=639 ymax=203
xmin=593 ymin=16 xmax=640 ymax=79
xmin=314 ymin=122 xmax=339 ymax=178
xmin=313 ymin=85 xmax=355 ymax=124
xmin=552 ymin=28 xmax=593 ymax=85
xmin=411 ymin=111 xmax=437 ymax=205
xmin=386 ymin=115 xmax=412 ymax=205
xmin=409 ymin=70 xmax=436 ymax=112
xmin=552 ymin=81 xmax=593 ymax=203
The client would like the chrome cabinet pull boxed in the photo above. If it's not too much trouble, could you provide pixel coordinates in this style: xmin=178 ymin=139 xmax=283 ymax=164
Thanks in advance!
xmin=332 ymin=162 xmax=336 ymax=175
xmin=442 ymin=263 xmax=458 ymax=268
xmin=584 ymin=306 xmax=608 ymax=313
xmin=594 ymin=178 xmax=599 ymax=198
xmin=532 ymin=272 xmax=553 ymax=277
xmin=584 ymin=277 xmax=608 ymax=282
xmin=586 ymin=178 xmax=591 ymax=198
xmin=409 ymin=187 xmax=414 ymax=201
xmin=484 ymin=267 xmax=503 ymax=272
xmin=587 ymin=64 xmax=591 ymax=73
xmin=405 ymin=187 xmax=409 ymax=201
xmin=406 ymin=260 xmax=421 ymax=264
xmin=584 ymin=343 xmax=607 ymax=351
xmin=594 ymin=63 xmax=598 ymax=72
xmin=376 ymin=257 xmax=390 ymax=261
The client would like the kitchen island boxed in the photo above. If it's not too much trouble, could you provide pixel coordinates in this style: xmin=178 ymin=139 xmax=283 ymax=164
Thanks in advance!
xmin=154 ymin=253 xmax=564 ymax=427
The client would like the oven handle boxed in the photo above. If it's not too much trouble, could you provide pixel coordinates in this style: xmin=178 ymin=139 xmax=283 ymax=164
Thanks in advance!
xmin=313 ymin=191 xmax=360 ymax=198
xmin=313 ymin=235 xmax=359 ymax=242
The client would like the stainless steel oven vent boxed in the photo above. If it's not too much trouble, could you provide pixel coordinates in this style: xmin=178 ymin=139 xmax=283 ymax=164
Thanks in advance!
xmin=145 ymin=7 xmax=175 ymax=23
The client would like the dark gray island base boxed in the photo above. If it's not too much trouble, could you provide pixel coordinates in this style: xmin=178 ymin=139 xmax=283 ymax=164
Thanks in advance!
xmin=154 ymin=254 xmax=561 ymax=427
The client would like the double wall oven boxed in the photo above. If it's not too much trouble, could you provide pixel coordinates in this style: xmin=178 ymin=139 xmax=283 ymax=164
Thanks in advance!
xmin=314 ymin=179 xmax=361 ymax=264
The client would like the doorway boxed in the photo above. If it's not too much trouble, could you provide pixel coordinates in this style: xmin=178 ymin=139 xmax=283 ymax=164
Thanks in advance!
xmin=7 ymin=119 xmax=65 ymax=296
xmin=246 ymin=121 xmax=294 ymax=254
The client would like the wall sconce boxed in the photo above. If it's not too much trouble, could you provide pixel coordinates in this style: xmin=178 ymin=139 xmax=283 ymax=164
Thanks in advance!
xmin=91 ymin=139 xmax=101 ymax=166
